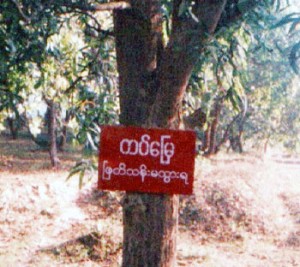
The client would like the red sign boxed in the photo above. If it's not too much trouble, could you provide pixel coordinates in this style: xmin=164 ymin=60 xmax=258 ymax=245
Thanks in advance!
xmin=98 ymin=125 xmax=196 ymax=195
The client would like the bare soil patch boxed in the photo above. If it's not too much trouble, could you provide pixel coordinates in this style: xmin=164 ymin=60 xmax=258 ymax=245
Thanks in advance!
xmin=0 ymin=134 xmax=299 ymax=266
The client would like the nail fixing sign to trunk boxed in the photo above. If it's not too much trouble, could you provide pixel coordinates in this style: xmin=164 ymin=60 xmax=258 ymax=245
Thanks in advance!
xmin=98 ymin=125 xmax=196 ymax=195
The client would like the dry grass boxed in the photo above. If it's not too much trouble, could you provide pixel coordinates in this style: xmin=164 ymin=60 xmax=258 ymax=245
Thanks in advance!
xmin=0 ymin=133 xmax=299 ymax=266
xmin=177 ymin=153 xmax=300 ymax=266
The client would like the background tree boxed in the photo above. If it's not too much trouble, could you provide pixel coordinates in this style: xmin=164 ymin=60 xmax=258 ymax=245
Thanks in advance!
xmin=0 ymin=0 xmax=118 ymax=166
xmin=182 ymin=0 xmax=300 ymax=156
xmin=241 ymin=6 xmax=300 ymax=153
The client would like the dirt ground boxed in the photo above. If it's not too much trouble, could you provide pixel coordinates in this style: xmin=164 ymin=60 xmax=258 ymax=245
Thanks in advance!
xmin=0 ymin=134 xmax=299 ymax=266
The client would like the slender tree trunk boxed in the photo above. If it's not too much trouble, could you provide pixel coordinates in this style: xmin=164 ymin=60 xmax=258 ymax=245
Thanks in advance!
xmin=207 ymin=97 xmax=223 ymax=155
xmin=7 ymin=117 xmax=19 ymax=139
xmin=58 ymin=110 xmax=72 ymax=151
xmin=229 ymin=132 xmax=243 ymax=153
xmin=44 ymin=106 xmax=51 ymax=135
xmin=202 ymin=125 xmax=211 ymax=153
xmin=48 ymin=100 xmax=60 ymax=167
xmin=58 ymin=125 xmax=67 ymax=151
xmin=236 ymin=115 xmax=246 ymax=153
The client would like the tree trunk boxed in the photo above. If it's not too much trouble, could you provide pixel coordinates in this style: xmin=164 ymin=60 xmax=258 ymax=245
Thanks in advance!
xmin=231 ymin=125 xmax=244 ymax=153
xmin=7 ymin=117 xmax=19 ymax=139
xmin=236 ymin=115 xmax=245 ymax=153
xmin=44 ymin=105 xmax=51 ymax=135
xmin=114 ymin=3 xmax=179 ymax=265
xmin=58 ymin=110 xmax=72 ymax=151
xmin=58 ymin=125 xmax=67 ymax=151
xmin=122 ymin=193 xmax=178 ymax=267
xmin=202 ymin=125 xmax=211 ymax=153
xmin=113 ymin=1 xmax=227 ymax=266
xmin=207 ymin=97 xmax=223 ymax=155
xmin=182 ymin=108 xmax=206 ymax=130
xmin=47 ymin=100 xmax=60 ymax=167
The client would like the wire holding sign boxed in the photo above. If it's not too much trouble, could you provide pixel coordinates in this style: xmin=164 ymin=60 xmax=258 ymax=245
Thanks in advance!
xmin=98 ymin=125 xmax=196 ymax=195
xmin=119 ymin=134 xmax=175 ymax=165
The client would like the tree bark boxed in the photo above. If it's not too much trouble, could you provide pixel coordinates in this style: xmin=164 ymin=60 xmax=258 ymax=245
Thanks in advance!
xmin=122 ymin=193 xmax=178 ymax=267
xmin=207 ymin=97 xmax=224 ymax=155
xmin=113 ymin=1 xmax=227 ymax=266
xmin=47 ymin=100 xmax=60 ymax=167
xmin=7 ymin=117 xmax=19 ymax=139
xmin=182 ymin=108 xmax=206 ymax=130
xmin=58 ymin=110 xmax=73 ymax=151
xmin=203 ymin=126 xmax=211 ymax=153
xmin=229 ymin=116 xmax=244 ymax=153
xmin=114 ymin=2 xmax=179 ymax=266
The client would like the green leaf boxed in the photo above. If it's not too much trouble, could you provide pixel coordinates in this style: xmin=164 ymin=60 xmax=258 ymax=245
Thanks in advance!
xmin=66 ymin=165 xmax=84 ymax=181
xmin=226 ymin=87 xmax=241 ymax=112
xmin=34 ymin=78 xmax=44 ymax=89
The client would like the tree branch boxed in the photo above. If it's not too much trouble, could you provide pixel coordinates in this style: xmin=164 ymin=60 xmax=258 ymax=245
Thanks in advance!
xmin=64 ymin=54 xmax=99 ymax=95
xmin=149 ymin=0 xmax=228 ymax=127
xmin=72 ymin=10 xmax=114 ymax=38
xmin=171 ymin=0 xmax=183 ymax=30
xmin=193 ymin=0 xmax=228 ymax=34
xmin=217 ymin=0 xmax=260 ymax=30
xmin=9 ymin=0 xmax=31 ymax=23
